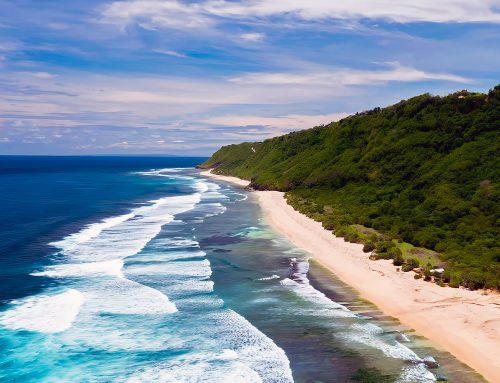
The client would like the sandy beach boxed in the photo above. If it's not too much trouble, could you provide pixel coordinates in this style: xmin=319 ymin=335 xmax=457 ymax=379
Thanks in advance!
xmin=201 ymin=169 xmax=500 ymax=383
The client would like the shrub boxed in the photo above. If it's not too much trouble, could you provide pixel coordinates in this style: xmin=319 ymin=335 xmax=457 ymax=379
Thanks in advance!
xmin=484 ymin=274 xmax=500 ymax=290
xmin=375 ymin=241 xmax=395 ymax=253
xmin=441 ymin=271 xmax=451 ymax=283
xmin=363 ymin=241 xmax=376 ymax=253
xmin=423 ymin=269 xmax=432 ymax=281
xmin=461 ymin=271 xmax=486 ymax=290
xmin=401 ymin=264 xmax=413 ymax=272
xmin=402 ymin=258 xmax=419 ymax=272
xmin=414 ymin=273 xmax=423 ymax=279
xmin=449 ymin=275 xmax=460 ymax=288
xmin=375 ymin=252 xmax=393 ymax=260
xmin=322 ymin=221 xmax=335 ymax=231
xmin=387 ymin=246 xmax=403 ymax=259
xmin=393 ymin=252 xmax=404 ymax=266
xmin=335 ymin=226 xmax=349 ymax=237
xmin=345 ymin=232 xmax=361 ymax=243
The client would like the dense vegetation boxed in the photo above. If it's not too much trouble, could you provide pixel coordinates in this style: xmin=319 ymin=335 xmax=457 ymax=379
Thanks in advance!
xmin=200 ymin=86 xmax=500 ymax=290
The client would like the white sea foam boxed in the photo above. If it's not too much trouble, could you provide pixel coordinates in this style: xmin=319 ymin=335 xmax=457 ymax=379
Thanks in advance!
xmin=164 ymin=279 xmax=215 ymax=295
xmin=350 ymin=322 xmax=384 ymax=335
xmin=201 ymin=363 xmax=263 ymax=383
xmin=32 ymin=259 xmax=124 ymax=278
xmin=128 ymin=249 xmax=206 ymax=263
xmin=24 ymin=190 xmax=202 ymax=336
xmin=0 ymin=289 xmax=84 ymax=333
xmin=397 ymin=332 xmax=411 ymax=342
xmin=397 ymin=364 xmax=437 ymax=382
xmin=213 ymin=309 xmax=294 ymax=383
xmin=53 ymin=193 xmax=201 ymax=263
xmin=257 ymin=275 xmax=281 ymax=281
xmin=193 ymin=180 xmax=209 ymax=193
xmin=126 ymin=361 xmax=263 ymax=383
xmin=127 ymin=259 xmax=212 ymax=278
xmin=280 ymin=258 xmax=430 ymax=369
xmin=280 ymin=278 xmax=355 ymax=318
xmin=126 ymin=307 xmax=293 ymax=383
xmin=153 ymin=237 xmax=200 ymax=248
xmin=282 ymin=277 xmax=424 ymax=363
xmin=50 ymin=213 xmax=134 ymax=249
xmin=216 ymin=349 xmax=239 ymax=361
xmin=237 ymin=194 xmax=248 ymax=201
xmin=60 ymin=320 xmax=184 ymax=353
xmin=200 ymin=183 xmax=231 ymax=203
xmin=5 ymin=172 xmax=291 ymax=382
xmin=82 ymin=278 xmax=177 ymax=315
xmin=135 ymin=168 xmax=188 ymax=177
xmin=347 ymin=328 xmax=422 ymax=361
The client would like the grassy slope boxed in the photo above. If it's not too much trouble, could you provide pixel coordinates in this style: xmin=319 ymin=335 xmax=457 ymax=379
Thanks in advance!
xmin=200 ymin=86 xmax=500 ymax=289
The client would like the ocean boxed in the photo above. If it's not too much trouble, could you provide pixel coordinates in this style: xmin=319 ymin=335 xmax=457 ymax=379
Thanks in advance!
xmin=0 ymin=156 xmax=485 ymax=382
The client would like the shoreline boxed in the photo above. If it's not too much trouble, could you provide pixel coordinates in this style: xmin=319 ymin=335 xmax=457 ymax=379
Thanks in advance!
xmin=201 ymin=169 xmax=500 ymax=383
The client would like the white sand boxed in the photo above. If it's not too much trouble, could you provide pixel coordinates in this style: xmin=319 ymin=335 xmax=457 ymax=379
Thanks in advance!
xmin=200 ymin=170 xmax=250 ymax=188
xmin=202 ymin=169 xmax=500 ymax=383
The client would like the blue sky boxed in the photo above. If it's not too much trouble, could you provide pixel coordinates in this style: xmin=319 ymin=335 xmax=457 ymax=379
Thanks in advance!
xmin=0 ymin=0 xmax=499 ymax=155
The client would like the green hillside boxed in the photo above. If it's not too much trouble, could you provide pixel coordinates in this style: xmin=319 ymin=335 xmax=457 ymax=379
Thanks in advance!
xmin=200 ymin=85 xmax=500 ymax=290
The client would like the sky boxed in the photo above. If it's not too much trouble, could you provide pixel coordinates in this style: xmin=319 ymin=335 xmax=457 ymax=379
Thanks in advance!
xmin=0 ymin=1 xmax=499 ymax=156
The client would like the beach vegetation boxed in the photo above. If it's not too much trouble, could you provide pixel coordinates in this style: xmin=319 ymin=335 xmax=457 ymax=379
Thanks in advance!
xmin=392 ymin=252 xmax=404 ymax=266
xmin=200 ymin=85 xmax=500 ymax=290
xmin=402 ymin=258 xmax=419 ymax=272
xmin=423 ymin=269 xmax=432 ymax=281
xmin=449 ymin=276 xmax=461 ymax=288
xmin=362 ymin=241 xmax=375 ymax=253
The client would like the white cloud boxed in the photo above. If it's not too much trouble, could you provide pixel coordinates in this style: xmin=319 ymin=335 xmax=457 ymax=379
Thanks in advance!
xmin=230 ymin=62 xmax=470 ymax=86
xmin=240 ymin=32 xmax=265 ymax=42
xmin=152 ymin=49 xmax=187 ymax=58
xmin=205 ymin=112 xmax=349 ymax=130
xmin=0 ymin=42 xmax=21 ymax=52
xmin=29 ymin=71 xmax=57 ymax=79
xmin=101 ymin=0 xmax=500 ymax=31
xmin=0 ymin=60 xmax=471 ymax=155
xmin=101 ymin=0 xmax=213 ymax=30
xmin=47 ymin=23 xmax=70 ymax=30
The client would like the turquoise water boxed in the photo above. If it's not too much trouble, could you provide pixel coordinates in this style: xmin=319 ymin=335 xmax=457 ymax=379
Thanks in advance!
xmin=0 ymin=159 xmax=485 ymax=382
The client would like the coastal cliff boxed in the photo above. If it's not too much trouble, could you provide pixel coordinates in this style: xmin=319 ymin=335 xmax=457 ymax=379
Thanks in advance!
xmin=200 ymin=85 xmax=500 ymax=290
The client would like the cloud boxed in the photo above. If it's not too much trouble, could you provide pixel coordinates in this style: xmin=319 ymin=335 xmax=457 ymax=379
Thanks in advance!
xmin=100 ymin=0 xmax=500 ymax=32
xmin=28 ymin=72 xmax=57 ymax=79
xmin=0 ymin=41 xmax=21 ymax=52
xmin=0 ymin=62 xmax=468 ymax=132
xmin=0 ymin=58 xmax=476 ymax=155
xmin=152 ymin=49 xmax=188 ymax=58
xmin=205 ymin=112 xmax=349 ymax=130
xmin=101 ymin=0 xmax=214 ymax=31
xmin=229 ymin=62 xmax=470 ymax=86
xmin=240 ymin=32 xmax=265 ymax=42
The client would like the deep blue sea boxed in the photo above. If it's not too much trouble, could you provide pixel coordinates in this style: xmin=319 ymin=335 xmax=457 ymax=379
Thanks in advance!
xmin=0 ymin=156 xmax=485 ymax=382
